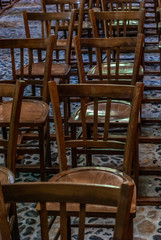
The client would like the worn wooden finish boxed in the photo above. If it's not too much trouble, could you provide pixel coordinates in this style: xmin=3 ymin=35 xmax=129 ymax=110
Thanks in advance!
xmin=2 ymin=179 xmax=134 ymax=240
xmin=0 ymin=81 xmax=25 ymax=172
xmin=0 ymin=166 xmax=14 ymax=184
xmin=49 ymin=82 xmax=143 ymax=174
xmin=89 ymin=9 xmax=145 ymax=73
xmin=40 ymin=0 xmax=93 ymax=38
xmin=0 ymin=37 xmax=54 ymax=101
xmin=0 ymin=36 xmax=55 ymax=180
xmin=74 ymin=34 xmax=144 ymax=84
xmin=0 ymin=100 xmax=49 ymax=127
xmin=90 ymin=10 xmax=145 ymax=38
xmin=23 ymin=10 xmax=76 ymax=69
xmin=48 ymin=82 xmax=143 ymax=239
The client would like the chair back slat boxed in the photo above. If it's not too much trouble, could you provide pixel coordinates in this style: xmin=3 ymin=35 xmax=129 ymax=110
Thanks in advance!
xmin=23 ymin=10 xmax=76 ymax=65
xmin=11 ymin=48 xmax=16 ymax=81
xmin=90 ymin=10 xmax=145 ymax=38
xmin=74 ymin=34 xmax=144 ymax=85
xmin=49 ymin=82 xmax=144 ymax=174
xmin=103 ymin=98 xmax=111 ymax=141
xmin=78 ymin=203 xmax=86 ymax=240
xmin=0 ymin=37 xmax=55 ymax=102
xmin=101 ymin=0 xmax=145 ymax=11
xmin=60 ymin=202 xmax=68 ymax=239
xmin=81 ymin=98 xmax=87 ymax=140
xmin=1 ymin=180 xmax=134 ymax=240
xmin=93 ymin=97 xmax=98 ymax=140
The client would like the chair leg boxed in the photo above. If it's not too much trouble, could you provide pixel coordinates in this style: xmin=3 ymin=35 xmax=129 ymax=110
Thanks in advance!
xmin=67 ymin=217 xmax=71 ymax=240
xmin=45 ymin=121 xmax=52 ymax=168
xmin=133 ymin=129 xmax=139 ymax=197
xmin=38 ymin=126 xmax=46 ymax=181
xmin=128 ymin=217 xmax=133 ymax=240
xmin=71 ymin=125 xmax=77 ymax=168
xmin=10 ymin=203 xmax=20 ymax=240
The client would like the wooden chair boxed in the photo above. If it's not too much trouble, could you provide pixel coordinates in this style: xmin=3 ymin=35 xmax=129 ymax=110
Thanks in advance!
xmin=47 ymin=81 xmax=144 ymax=239
xmin=73 ymin=35 xmax=144 ymax=189
xmin=0 ymin=81 xmax=25 ymax=171
xmin=0 ymin=36 xmax=55 ymax=180
xmin=89 ymin=9 xmax=145 ymax=77
xmin=40 ymin=0 xmax=95 ymax=70
xmin=2 ymin=180 xmax=134 ymax=240
xmin=101 ymin=0 xmax=145 ymax=12
xmin=40 ymin=0 xmax=94 ymax=38
xmin=0 ymin=80 xmax=25 ymax=240
xmin=74 ymin=34 xmax=144 ymax=84
xmin=23 ymin=10 xmax=76 ymax=85
xmin=89 ymin=9 xmax=145 ymax=38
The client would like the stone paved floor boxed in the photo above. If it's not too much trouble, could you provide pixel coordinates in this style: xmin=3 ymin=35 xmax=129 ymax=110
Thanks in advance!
xmin=1 ymin=0 xmax=161 ymax=239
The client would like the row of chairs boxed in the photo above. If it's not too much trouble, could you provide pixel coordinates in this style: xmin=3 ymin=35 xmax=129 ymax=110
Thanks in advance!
xmin=0 ymin=0 xmax=146 ymax=238
xmin=0 ymin=80 xmax=144 ymax=240
xmin=0 ymin=32 xmax=144 ymax=178
xmin=0 ymin=2 xmax=145 ymax=178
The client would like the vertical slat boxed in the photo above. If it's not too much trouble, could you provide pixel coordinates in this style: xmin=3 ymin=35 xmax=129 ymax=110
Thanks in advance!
xmin=28 ymin=48 xmax=33 ymax=80
xmin=117 ymin=19 xmax=119 ymax=37
xmin=11 ymin=48 xmax=16 ymax=81
xmin=116 ymin=46 xmax=120 ymax=76
xmin=104 ymin=20 xmax=109 ymax=37
xmin=78 ymin=204 xmax=86 ymax=240
xmin=40 ymin=202 xmax=49 ymax=240
xmin=41 ymin=20 xmax=45 ymax=38
xmin=107 ymin=48 xmax=111 ymax=78
xmin=60 ymin=202 xmax=68 ymax=239
xmin=109 ymin=20 xmax=112 ymax=37
xmin=123 ymin=19 xmax=126 ymax=37
xmin=81 ymin=98 xmax=87 ymax=140
xmin=20 ymin=48 xmax=24 ymax=80
xmin=95 ymin=47 xmax=103 ymax=80
xmin=103 ymin=98 xmax=111 ymax=141
xmin=48 ymin=20 xmax=51 ymax=36
xmin=93 ymin=98 xmax=98 ymax=140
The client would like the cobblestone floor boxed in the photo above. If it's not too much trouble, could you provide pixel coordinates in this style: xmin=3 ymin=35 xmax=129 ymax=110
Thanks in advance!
xmin=1 ymin=0 xmax=161 ymax=239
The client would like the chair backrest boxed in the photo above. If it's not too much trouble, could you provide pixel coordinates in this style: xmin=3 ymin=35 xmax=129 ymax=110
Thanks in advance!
xmin=23 ymin=10 xmax=76 ymax=64
xmin=1 ymin=179 xmax=134 ymax=240
xmin=101 ymin=0 xmax=145 ymax=11
xmin=89 ymin=9 xmax=145 ymax=38
xmin=49 ymin=81 xmax=144 ymax=175
xmin=41 ymin=0 xmax=85 ymax=37
xmin=74 ymin=34 xmax=144 ymax=84
xmin=0 ymin=81 xmax=25 ymax=172
xmin=0 ymin=36 xmax=55 ymax=102
xmin=41 ymin=0 xmax=80 ymax=12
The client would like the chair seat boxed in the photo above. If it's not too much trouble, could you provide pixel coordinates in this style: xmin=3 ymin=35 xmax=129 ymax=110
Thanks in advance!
xmin=0 ymin=100 xmax=49 ymax=127
xmin=70 ymin=100 xmax=130 ymax=124
xmin=16 ymin=62 xmax=71 ymax=78
xmin=0 ymin=166 xmax=14 ymax=211
xmin=42 ymin=167 xmax=136 ymax=215
xmin=0 ymin=166 xmax=14 ymax=184
xmin=87 ymin=62 xmax=143 ymax=79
